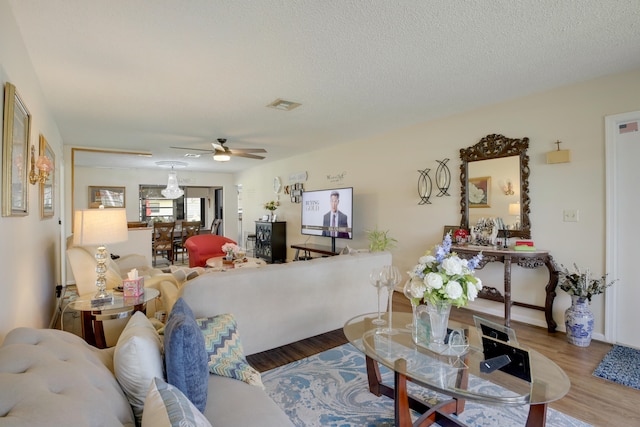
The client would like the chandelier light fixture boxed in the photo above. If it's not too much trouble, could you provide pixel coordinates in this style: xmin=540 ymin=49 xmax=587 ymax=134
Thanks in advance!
xmin=156 ymin=161 xmax=187 ymax=199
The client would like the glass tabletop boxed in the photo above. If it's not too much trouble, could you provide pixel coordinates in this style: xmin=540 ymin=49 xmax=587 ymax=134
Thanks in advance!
xmin=343 ymin=312 xmax=570 ymax=406
xmin=70 ymin=287 xmax=160 ymax=312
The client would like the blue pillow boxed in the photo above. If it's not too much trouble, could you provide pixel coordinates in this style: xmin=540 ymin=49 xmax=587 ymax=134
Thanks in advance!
xmin=164 ymin=298 xmax=209 ymax=412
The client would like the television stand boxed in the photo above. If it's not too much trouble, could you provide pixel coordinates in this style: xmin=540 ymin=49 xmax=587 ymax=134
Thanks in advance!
xmin=291 ymin=243 xmax=341 ymax=261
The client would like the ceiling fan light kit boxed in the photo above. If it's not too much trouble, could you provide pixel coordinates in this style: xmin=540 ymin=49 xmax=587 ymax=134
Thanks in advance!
xmin=213 ymin=152 xmax=231 ymax=162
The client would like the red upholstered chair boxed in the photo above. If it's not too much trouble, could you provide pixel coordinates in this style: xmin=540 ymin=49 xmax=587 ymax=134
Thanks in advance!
xmin=184 ymin=234 xmax=238 ymax=268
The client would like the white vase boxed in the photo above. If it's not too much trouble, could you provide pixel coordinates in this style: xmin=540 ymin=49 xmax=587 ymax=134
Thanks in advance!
xmin=565 ymin=295 xmax=594 ymax=347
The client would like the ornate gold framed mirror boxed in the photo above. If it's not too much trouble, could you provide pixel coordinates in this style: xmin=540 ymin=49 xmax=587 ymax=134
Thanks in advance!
xmin=460 ymin=134 xmax=531 ymax=239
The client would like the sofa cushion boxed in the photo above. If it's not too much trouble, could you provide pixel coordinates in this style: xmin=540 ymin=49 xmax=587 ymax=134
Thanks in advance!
xmin=196 ymin=314 xmax=263 ymax=388
xmin=0 ymin=328 xmax=135 ymax=427
xmin=142 ymin=377 xmax=212 ymax=427
xmin=164 ymin=298 xmax=209 ymax=412
xmin=114 ymin=311 xmax=164 ymax=423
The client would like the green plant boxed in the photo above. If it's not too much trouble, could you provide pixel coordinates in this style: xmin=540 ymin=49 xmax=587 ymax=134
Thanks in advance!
xmin=264 ymin=200 xmax=279 ymax=211
xmin=366 ymin=227 xmax=397 ymax=252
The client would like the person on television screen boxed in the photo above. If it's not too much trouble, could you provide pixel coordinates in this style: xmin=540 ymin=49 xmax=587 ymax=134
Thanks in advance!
xmin=322 ymin=191 xmax=349 ymax=238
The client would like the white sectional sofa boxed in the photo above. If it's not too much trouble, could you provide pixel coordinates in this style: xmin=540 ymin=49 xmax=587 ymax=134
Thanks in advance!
xmin=176 ymin=250 xmax=392 ymax=354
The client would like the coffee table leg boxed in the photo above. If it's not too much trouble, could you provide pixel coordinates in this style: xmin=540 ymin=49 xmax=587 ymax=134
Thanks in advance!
xmin=394 ymin=359 xmax=416 ymax=427
xmin=526 ymin=403 xmax=547 ymax=427
xmin=366 ymin=355 xmax=383 ymax=395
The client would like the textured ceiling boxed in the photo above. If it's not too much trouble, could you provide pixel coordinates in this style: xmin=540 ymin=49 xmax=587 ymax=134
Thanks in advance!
xmin=7 ymin=0 xmax=640 ymax=172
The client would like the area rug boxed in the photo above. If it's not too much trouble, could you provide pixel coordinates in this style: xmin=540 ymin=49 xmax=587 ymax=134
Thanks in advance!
xmin=593 ymin=344 xmax=640 ymax=391
xmin=262 ymin=343 xmax=591 ymax=427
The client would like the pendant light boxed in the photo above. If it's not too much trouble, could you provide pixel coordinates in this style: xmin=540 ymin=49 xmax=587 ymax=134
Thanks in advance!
xmin=157 ymin=161 xmax=187 ymax=199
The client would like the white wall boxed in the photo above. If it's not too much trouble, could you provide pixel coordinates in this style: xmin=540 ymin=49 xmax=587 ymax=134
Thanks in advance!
xmin=237 ymin=68 xmax=640 ymax=339
xmin=0 ymin=0 xmax=64 ymax=341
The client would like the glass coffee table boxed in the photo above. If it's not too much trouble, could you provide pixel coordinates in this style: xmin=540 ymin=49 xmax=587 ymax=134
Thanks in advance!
xmin=343 ymin=312 xmax=570 ymax=427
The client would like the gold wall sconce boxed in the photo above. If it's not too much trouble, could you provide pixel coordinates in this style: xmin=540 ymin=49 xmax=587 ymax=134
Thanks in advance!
xmin=501 ymin=179 xmax=515 ymax=195
xmin=546 ymin=140 xmax=571 ymax=164
xmin=28 ymin=144 xmax=53 ymax=185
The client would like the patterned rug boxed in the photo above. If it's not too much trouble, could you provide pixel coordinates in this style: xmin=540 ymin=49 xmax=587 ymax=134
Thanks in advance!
xmin=593 ymin=344 xmax=640 ymax=391
xmin=262 ymin=343 xmax=591 ymax=427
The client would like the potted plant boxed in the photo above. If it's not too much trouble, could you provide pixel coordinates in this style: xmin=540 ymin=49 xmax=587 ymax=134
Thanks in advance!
xmin=263 ymin=200 xmax=279 ymax=221
xmin=558 ymin=263 xmax=616 ymax=347
xmin=366 ymin=226 xmax=397 ymax=252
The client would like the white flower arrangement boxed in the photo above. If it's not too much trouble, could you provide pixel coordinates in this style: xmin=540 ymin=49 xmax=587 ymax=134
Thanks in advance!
xmin=407 ymin=233 xmax=484 ymax=307
xmin=221 ymin=242 xmax=241 ymax=257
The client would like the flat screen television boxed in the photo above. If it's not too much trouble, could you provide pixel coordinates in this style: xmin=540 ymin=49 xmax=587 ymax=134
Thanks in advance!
xmin=301 ymin=187 xmax=353 ymax=251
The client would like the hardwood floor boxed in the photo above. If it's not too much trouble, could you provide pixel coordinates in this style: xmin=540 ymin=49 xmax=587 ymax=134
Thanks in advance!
xmin=247 ymin=292 xmax=640 ymax=427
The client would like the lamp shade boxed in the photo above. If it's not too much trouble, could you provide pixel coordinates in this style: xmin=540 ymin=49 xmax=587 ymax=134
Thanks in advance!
xmin=508 ymin=203 xmax=521 ymax=216
xmin=73 ymin=207 xmax=128 ymax=246
xmin=161 ymin=170 xmax=184 ymax=199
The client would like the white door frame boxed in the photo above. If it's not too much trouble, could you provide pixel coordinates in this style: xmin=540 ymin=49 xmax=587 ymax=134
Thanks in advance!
xmin=604 ymin=110 xmax=640 ymax=343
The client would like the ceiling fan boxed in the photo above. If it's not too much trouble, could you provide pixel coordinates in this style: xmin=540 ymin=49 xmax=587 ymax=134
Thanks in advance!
xmin=170 ymin=138 xmax=267 ymax=161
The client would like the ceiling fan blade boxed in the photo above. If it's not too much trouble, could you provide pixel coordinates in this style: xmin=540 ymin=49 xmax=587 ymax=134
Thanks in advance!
xmin=170 ymin=146 xmax=215 ymax=153
xmin=233 ymin=152 xmax=265 ymax=160
xmin=229 ymin=148 xmax=267 ymax=154
xmin=211 ymin=141 xmax=224 ymax=151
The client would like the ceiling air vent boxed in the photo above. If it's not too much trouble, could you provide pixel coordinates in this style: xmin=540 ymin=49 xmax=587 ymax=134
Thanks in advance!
xmin=267 ymin=98 xmax=301 ymax=111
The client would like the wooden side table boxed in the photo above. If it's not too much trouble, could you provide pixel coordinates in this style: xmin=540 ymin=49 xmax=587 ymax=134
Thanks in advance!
xmin=69 ymin=288 xmax=159 ymax=348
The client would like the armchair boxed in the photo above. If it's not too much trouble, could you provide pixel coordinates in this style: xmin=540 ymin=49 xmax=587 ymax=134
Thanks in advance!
xmin=184 ymin=234 xmax=237 ymax=267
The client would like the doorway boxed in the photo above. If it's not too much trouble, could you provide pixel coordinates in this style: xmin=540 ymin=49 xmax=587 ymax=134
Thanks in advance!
xmin=605 ymin=110 xmax=640 ymax=348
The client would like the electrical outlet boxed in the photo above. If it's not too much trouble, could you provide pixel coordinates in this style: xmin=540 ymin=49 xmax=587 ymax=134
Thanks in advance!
xmin=563 ymin=209 xmax=579 ymax=222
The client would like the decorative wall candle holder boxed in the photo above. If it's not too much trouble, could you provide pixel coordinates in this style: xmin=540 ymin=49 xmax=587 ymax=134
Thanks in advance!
xmin=435 ymin=158 xmax=451 ymax=197
xmin=417 ymin=168 xmax=432 ymax=205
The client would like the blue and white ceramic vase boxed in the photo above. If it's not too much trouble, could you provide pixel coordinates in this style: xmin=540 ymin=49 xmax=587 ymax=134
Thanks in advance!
xmin=564 ymin=295 xmax=594 ymax=347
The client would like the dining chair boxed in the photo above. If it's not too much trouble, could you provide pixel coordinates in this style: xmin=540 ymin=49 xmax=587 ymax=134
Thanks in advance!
xmin=211 ymin=218 xmax=222 ymax=235
xmin=153 ymin=221 xmax=176 ymax=266
xmin=175 ymin=221 xmax=201 ymax=263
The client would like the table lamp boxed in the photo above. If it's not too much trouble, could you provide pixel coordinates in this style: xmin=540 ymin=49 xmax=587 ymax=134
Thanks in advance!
xmin=73 ymin=206 xmax=128 ymax=304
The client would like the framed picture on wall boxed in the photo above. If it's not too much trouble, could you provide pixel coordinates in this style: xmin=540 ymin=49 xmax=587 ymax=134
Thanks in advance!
xmin=468 ymin=176 xmax=491 ymax=208
xmin=89 ymin=186 xmax=125 ymax=208
xmin=2 ymin=82 xmax=31 ymax=217
xmin=40 ymin=134 xmax=55 ymax=218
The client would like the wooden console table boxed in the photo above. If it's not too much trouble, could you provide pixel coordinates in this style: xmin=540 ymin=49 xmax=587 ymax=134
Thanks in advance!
xmin=453 ymin=245 xmax=559 ymax=332
xmin=291 ymin=243 xmax=341 ymax=261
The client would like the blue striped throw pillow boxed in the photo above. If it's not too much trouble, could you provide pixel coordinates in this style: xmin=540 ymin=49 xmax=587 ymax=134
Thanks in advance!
xmin=196 ymin=314 xmax=263 ymax=388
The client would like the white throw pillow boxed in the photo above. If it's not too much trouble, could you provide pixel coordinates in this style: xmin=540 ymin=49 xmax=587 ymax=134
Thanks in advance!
xmin=142 ymin=377 xmax=212 ymax=427
xmin=114 ymin=311 xmax=164 ymax=424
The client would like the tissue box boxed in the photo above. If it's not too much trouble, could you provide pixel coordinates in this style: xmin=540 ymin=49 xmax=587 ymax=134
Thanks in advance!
xmin=122 ymin=277 xmax=144 ymax=297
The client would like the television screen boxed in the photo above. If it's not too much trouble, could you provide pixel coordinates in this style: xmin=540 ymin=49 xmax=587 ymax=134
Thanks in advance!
xmin=301 ymin=187 xmax=353 ymax=239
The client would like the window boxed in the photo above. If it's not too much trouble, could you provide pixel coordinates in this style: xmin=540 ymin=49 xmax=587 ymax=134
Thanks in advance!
xmin=138 ymin=185 xmax=209 ymax=227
